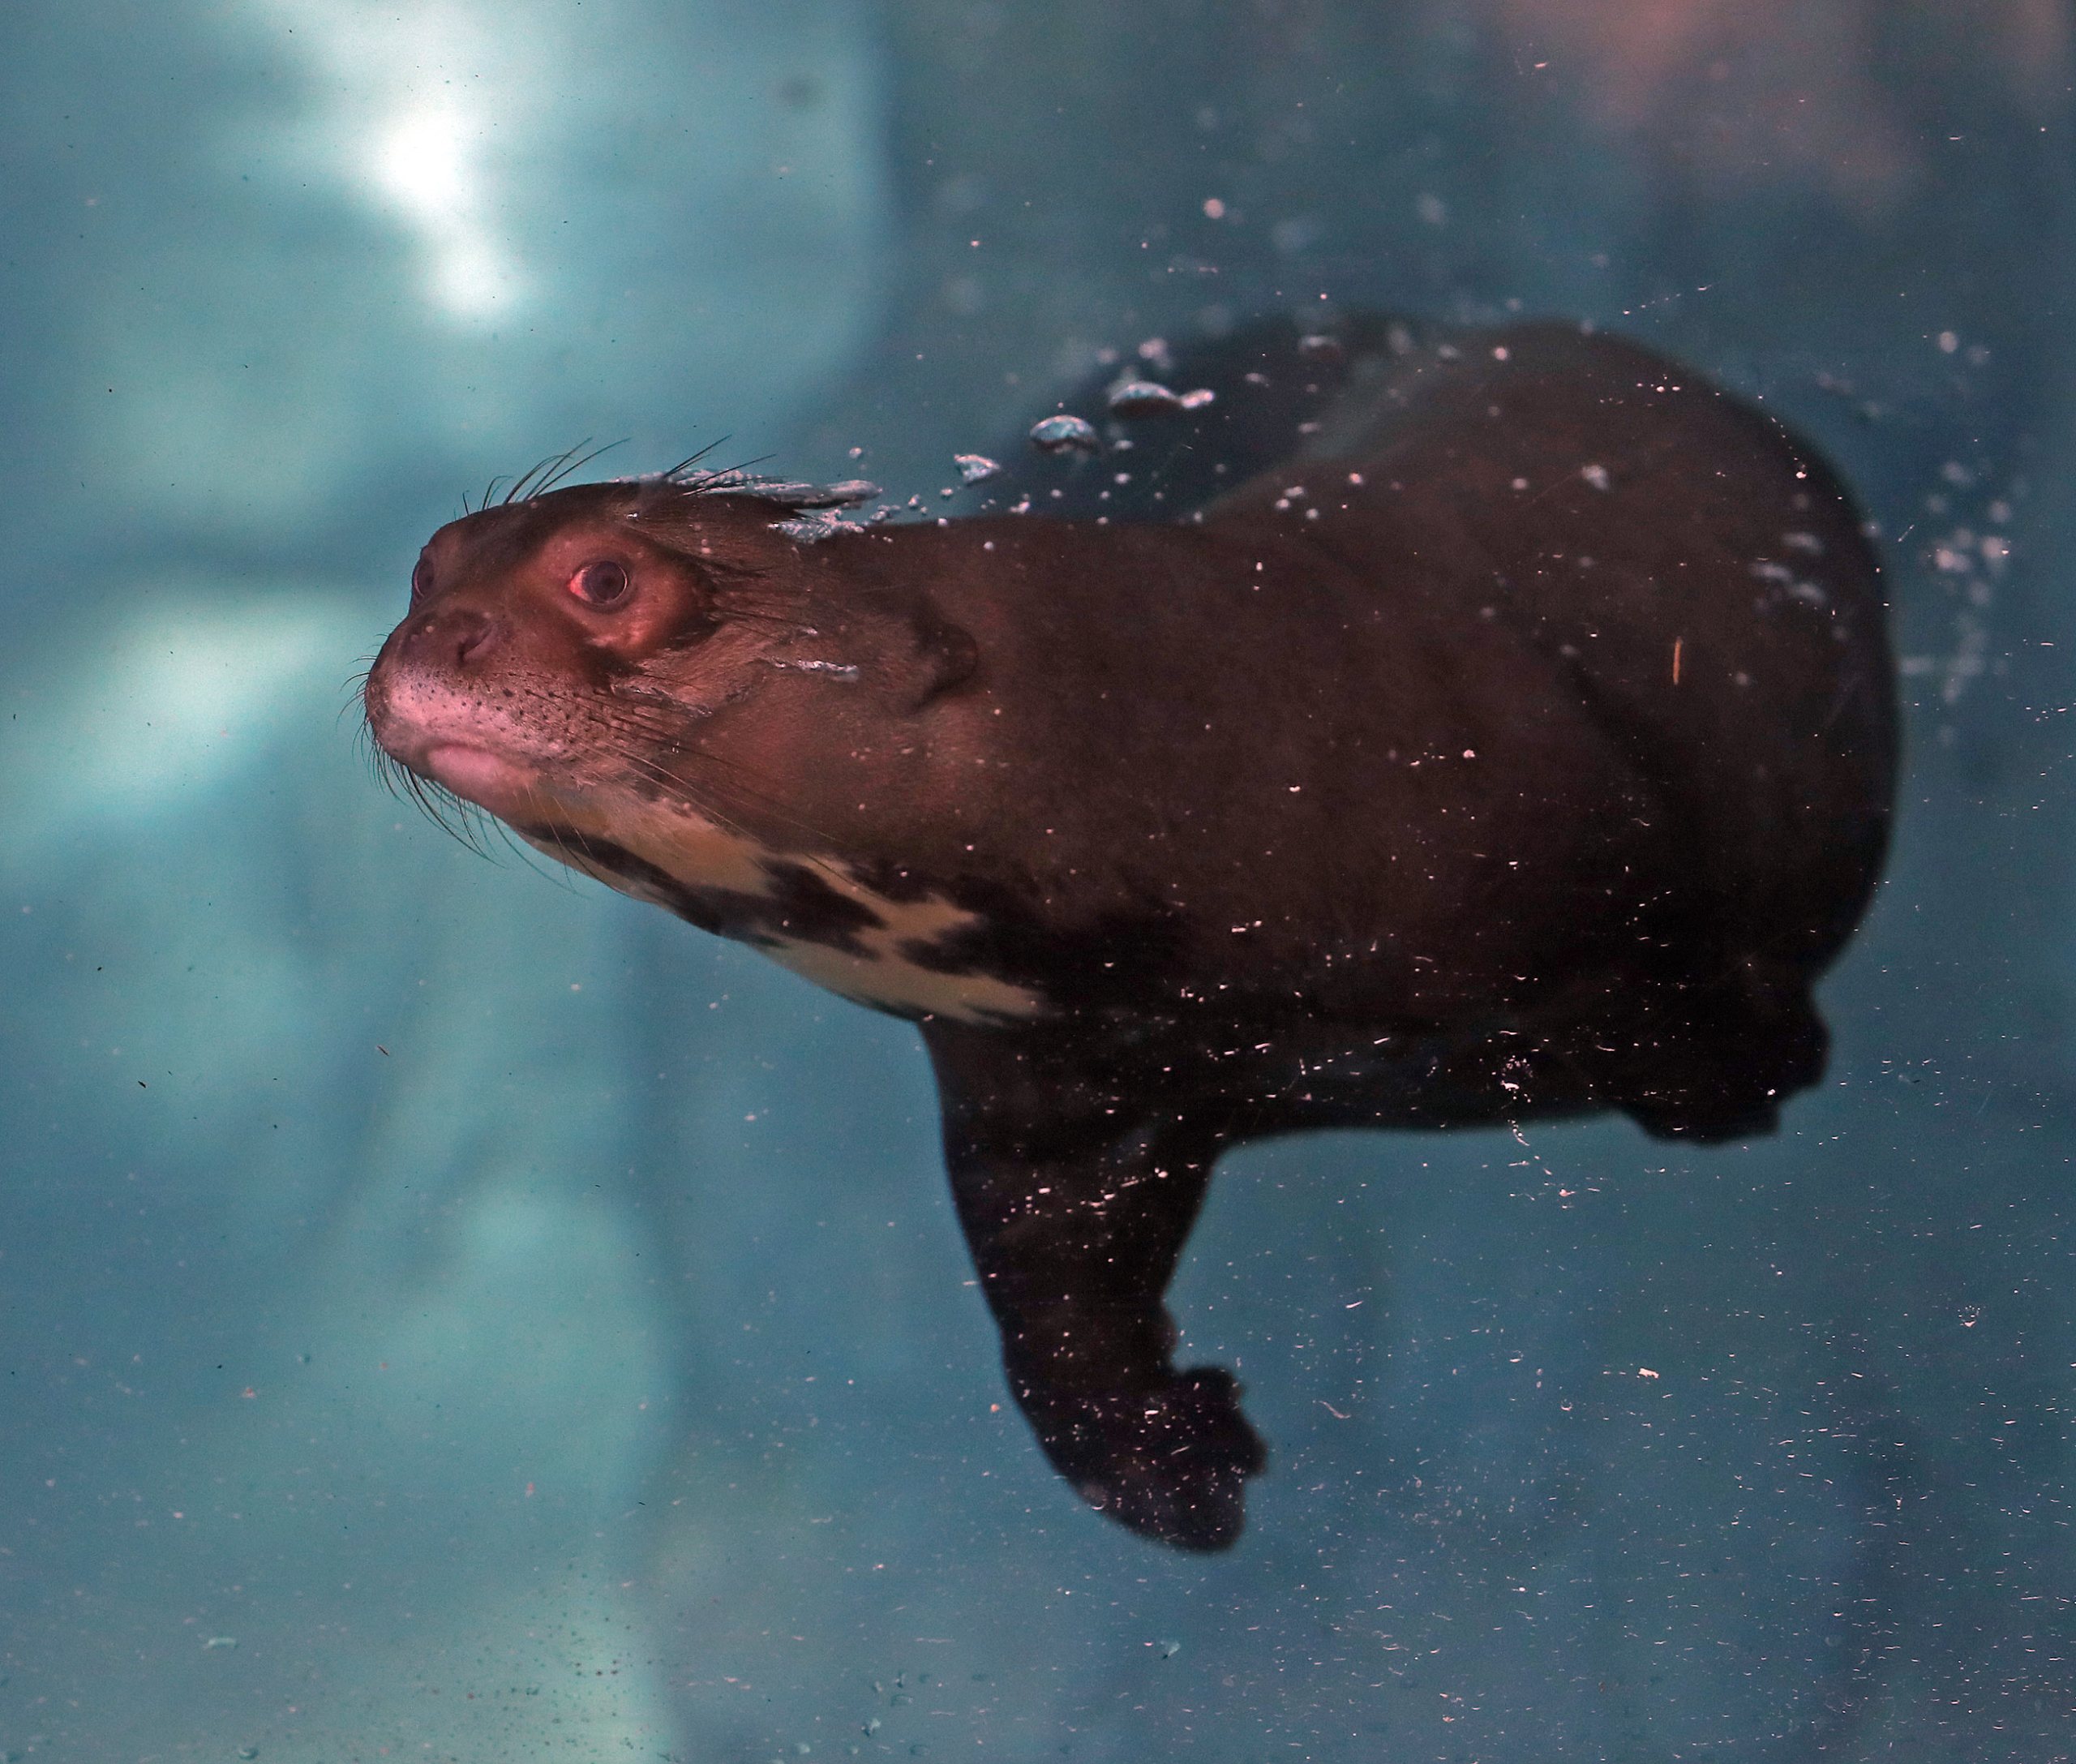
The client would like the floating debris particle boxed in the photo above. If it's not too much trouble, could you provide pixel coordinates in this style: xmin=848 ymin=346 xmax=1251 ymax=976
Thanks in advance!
xmin=954 ymin=453 xmax=1001 ymax=483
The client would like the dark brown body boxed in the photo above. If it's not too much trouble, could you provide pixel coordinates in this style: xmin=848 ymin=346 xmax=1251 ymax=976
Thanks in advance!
xmin=365 ymin=318 xmax=1896 ymax=1552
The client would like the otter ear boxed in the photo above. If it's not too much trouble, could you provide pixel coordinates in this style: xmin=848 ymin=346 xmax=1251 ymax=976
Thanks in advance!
xmin=894 ymin=607 xmax=979 ymax=710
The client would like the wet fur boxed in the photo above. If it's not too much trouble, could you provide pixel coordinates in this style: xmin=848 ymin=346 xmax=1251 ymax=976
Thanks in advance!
xmin=362 ymin=315 xmax=1897 ymax=1551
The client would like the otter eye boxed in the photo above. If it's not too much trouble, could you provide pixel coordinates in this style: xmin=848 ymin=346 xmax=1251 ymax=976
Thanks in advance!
xmin=410 ymin=556 xmax=433 ymax=603
xmin=568 ymin=559 xmax=633 ymax=607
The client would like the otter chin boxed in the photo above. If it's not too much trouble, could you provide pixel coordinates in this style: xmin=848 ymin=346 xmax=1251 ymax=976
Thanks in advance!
xmin=364 ymin=315 xmax=1897 ymax=1552
xmin=414 ymin=743 xmax=539 ymax=810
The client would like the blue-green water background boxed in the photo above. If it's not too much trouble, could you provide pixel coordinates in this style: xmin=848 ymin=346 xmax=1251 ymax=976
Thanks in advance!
xmin=3 ymin=4 xmax=2073 ymax=1758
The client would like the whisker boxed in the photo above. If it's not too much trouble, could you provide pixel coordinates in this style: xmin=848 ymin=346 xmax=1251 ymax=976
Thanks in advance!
xmin=661 ymin=439 xmax=729 ymax=481
xmin=410 ymin=773 xmax=496 ymax=858
xmin=664 ymin=445 xmax=744 ymax=488
xmin=485 ymin=808 xmax=593 ymax=893
xmin=504 ymin=443 xmax=591 ymax=507
xmin=672 ymin=452 xmax=782 ymax=496
xmin=518 ymin=817 xmax=629 ymax=894
xmin=538 ymin=439 xmax=628 ymax=494
xmin=359 ymin=737 xmax=501 ymax=861
xmin=603 ymin=723 xmax=857 ymax=855
xmin=338 ymin=663 xmax=375 ymax=727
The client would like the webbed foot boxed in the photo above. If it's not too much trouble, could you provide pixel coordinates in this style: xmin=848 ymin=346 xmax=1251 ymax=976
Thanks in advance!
xmin=1014 ymin=1364 xmax=1267 ymax=1552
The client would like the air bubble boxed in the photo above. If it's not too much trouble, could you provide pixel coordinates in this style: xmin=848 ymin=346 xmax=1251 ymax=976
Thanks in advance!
xmin=1107 ymin=380 xmax=1186 ymax=418
xmin=1029 ymin=414 xmax=1102 ymax=455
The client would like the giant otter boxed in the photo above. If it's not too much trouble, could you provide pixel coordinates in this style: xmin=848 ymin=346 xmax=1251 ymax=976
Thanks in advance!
xmin=363 ymin=316 xmax=1896 ymax=1552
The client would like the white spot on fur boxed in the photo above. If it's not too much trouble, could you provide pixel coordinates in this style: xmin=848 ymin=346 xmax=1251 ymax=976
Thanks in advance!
xmin=531 ymin=800 xmax=1044 ymax=1025
xmin=764 ymin=896 xmax=1044 ymax=1023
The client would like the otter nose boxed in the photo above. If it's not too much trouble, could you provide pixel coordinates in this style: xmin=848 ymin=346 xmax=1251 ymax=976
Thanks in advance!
xmin=399 ymin=604 xmax=500 ymax=670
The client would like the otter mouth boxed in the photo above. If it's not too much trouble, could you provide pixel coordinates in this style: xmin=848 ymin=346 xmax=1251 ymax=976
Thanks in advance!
xmin=364 ymin=664 xmax=555 ymax=818
xmin=399 ymin=739 xmax=549 ymax=820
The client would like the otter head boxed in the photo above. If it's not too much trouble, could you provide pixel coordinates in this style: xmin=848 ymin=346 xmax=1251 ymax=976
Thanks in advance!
xmin=363 ymin=469 xmax=1036 ymax=1024
xmin=366 ymin=470 xmax=894 ymax=827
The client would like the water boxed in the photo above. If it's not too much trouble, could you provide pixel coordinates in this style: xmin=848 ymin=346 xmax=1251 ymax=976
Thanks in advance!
xmin=2 ymin=4 xmax=2073 ymax=1759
